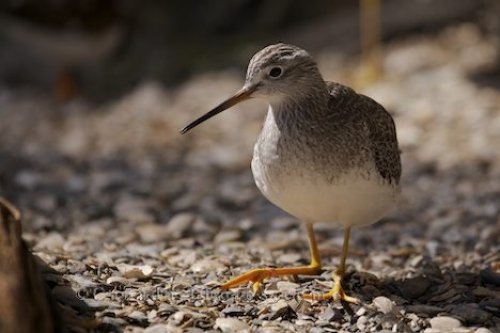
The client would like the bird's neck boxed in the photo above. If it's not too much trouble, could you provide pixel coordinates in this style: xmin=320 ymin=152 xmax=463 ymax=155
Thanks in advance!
xmin=269 ymin=82 xmax=330 ymax=124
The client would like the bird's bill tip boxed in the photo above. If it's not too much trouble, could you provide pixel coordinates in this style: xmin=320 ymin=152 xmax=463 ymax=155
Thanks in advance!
xmin=179 ymin=84 xmax=257 ymax=134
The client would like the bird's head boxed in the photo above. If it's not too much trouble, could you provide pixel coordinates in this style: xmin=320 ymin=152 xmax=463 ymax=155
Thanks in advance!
xmin=180 ymin=43 xmax=325 ymax=134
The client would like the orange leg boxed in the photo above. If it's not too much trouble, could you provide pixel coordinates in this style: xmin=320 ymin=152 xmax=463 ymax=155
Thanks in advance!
xmin=303 ymin=227 xmax=359 ymax=303
xmin=220 ymin=222 xmax=322 ymax=293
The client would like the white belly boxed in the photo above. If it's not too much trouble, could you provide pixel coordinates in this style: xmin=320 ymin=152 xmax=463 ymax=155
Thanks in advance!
xmin=251 ymin=156 xmax=398 ymax=227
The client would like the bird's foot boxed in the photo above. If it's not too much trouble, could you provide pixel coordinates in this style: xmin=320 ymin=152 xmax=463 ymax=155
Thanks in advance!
xmin=220 ymin=264 xmax=322 ymax=294
xmin=303 ymin=271 xmax=359 ymax=303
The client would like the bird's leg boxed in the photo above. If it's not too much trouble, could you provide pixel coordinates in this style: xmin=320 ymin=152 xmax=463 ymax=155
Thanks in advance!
xmin=220 ymin=222 xmax=322 ymax=292
xmin=303 ymin=227 xmax=359 ymax=303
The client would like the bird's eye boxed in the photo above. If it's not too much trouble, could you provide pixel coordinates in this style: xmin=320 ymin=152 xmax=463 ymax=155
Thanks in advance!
xmin=269 ymin=67 xmax=282 ymax=78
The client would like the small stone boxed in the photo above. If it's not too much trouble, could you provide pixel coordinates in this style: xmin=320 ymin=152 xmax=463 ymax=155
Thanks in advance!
xmin=214 ymin=230 xmax=242 ymax=243
xmin=480 ymin=267 xmax=500 ymax=286
xmin=356 ymin=307 xmax=367 ymax=316
xmin=166 ymin=213 xmax=196 ymax=239
xmin=397 ymin=276 xmax=431 ymax=299
xmin=34 ymin=232 xmax=65 ymax=252
xmin=276 ymin=281 xmax=299 ymax=295
xmin=170 ymin=311 xmax=190 ymax=326
xmin=106 ymin=276 xmax=129 ymax=285
xmin=277 ymin=253 xmax=302 ymax=265
xmin=450 ymin=304 xmax=492 ymax=324
xmin=270 ymin=299 xmax=289 ymax=313
xmin=317 ymin=307 xmax=336 ymax=321
xmin=406 ymin=304 xmax=444 ymax=317
xmin=214 ymin=318 xmax=249 ymax=332
xmin=373 ymin=296 xmax=394 ymax=314
xmin=116 ymin=264 xmax=154 ymax=279
xmin=356 ymin=315 xmax=368 ymax=331
xmin=114 ymin=196 xmax=153 ymax=223
xmin=222 ymin=306 xmax=246 ymax=317
xmin=127 ymin=310 xmax=148 ymax=325
xmin=429 ymin=316 xmax=462 ymax=331
xmin=157 ymin=304 xmax=177 ymax=317
xmin=144 ymin=324 xmax=169 ymax=333
xmin=191 ymin=258 xmax=225 ymax=273
xmin=474 ymin=328 xmax=493 ymax=333
xmin=136 ymin=223 xmax=168 ymax=243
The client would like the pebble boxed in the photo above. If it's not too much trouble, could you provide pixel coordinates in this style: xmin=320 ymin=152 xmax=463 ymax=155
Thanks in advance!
xmin=106 ymin=276 xmax=129 ymax=285
xmin=406 ymin=304 xmax=444 ymax=317
xmin=277 ymin=253 xmax=302 ymax=265
xmin=116 ymin=263 xmax=154 ymax=279
xmin=429 ymin=316 xmax=462 ymax=331
xmin=276 ymin=281 xmax=299 ymax=294
xmin=474 ymin=328 xmax=493 ymax=333
xmin=136 ymin=223 xmax=169 ymax=243
xmin=34 ymin=232 xmax=65 ymax=252
xmin=214 ymin=318 xmax=250 ymax=332
xmin=480 ymin=267 xmax=500 ymax=286
xmin=127 ymin=310 xmax=148 ymax=325
xmin=166 ymin=213 xmax=196 ymax=239
xmin=450 ymin=304 xmax=492 ymax=324
xmin=191 ymin=258 xmax=226 ymax=273
xmin=356 ymin=307 xmax=367 ymax=316
xmin=356 ymin=315 xmax=368 ymax=331
xmin=397 ymin=276 xmax=431 ymax=299
xmin=373 ymin=296 xmax=394 ymax=314
xmin=214 ymin=229 xmax=242 ymax=243
xmin=317 ymin=307 xmax=336 ymax=321
xmin=144 ymin=324 xmax=169 ymax=333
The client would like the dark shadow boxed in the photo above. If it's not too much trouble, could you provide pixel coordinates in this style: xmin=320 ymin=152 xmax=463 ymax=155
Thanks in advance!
xmin=349 ymin=260 xmax=500 ymax=329
xmin=468 ymin=66 xmax=500 ymax=90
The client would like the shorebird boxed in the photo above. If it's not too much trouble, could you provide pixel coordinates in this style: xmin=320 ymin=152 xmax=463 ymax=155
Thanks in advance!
xmin=180 ymin=43 xmax=401 ymax=302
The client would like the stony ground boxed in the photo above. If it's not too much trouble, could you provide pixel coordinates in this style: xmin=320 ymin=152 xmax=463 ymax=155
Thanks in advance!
xmin=0 ymin=24 xmax=499 ymax=333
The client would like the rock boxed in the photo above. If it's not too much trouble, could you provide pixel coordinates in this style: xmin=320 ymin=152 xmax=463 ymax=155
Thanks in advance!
xmin=317 ymin=307 xmax=336 ymax=321
xmin=373 ymin=296 xmax=394 ymax=314
xmin=450 ymin=304 xmax=492 ymax=324
xmin=114 ymin=196 xmax=153 ymax=223
xmin=276 ymin=281 xmax=299 ymax=295
xmin=277 ymin=253 xmax=302 ymax=265
xmin=116 ymin=264 xmax=154 ymax=279
xmin=480 ymin=267 xmax=500 ymax=286
xmin=106 ymin=276 xmax=129 ymax=285
xmin=356 ymin=307 xmax=367 ymax=316
xmin=144 ymin=324 xmax=169 ymax=333
xmin=127 ymin=310 xmax=148 ymax=326
xmin=356 ymin=315 xmax=368 ymax=331
xmin=406 ymin=304 xmax=444 ymax=317
xmin=214 ymin=230 xmax=242 ymax=243
xmin=214 ymin=318 xmax=249 ymax=332
xmin=166 ymin=213 xmax=196 ymax=239
xmin=269 ymin=300 xmax=297 ymax=321
xmin=221 ymin=306 xmax=246 ymax=317
xmin=397 ymin=276 xmax=431 ymax=299
xmin=191 ymin=258 xmax=225 ymax=273
xmin=429 ymin=316 xmax=462 ymax=331
xmin=157 ymin=304 xmax=177 ymax=318
xmin=34 ymin=232 xmax=65 ymax=252
xmin=474 ymin=328 xmax=494 ymax=333
xmin=136 ymin=223 xmax=168 ymax=243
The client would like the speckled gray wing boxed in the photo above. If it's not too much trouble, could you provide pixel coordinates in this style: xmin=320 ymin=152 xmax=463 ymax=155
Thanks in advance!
xmin=362 ymin=96 xmax=401 ymax=185
xmin=326 ymin=82 xmax=401 ymax=185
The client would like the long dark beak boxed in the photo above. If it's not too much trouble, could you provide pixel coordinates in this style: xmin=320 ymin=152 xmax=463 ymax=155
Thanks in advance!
xmin=180 ymin=84 xmax=257 ymax=134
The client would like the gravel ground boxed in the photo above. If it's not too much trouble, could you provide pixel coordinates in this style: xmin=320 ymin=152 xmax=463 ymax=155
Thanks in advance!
xmin=0 ymin=24 xmax=499 ymax=333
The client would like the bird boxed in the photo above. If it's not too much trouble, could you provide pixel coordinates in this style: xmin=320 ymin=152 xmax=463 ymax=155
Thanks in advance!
xmin=180 ymin=43 xmax=401 ymax=302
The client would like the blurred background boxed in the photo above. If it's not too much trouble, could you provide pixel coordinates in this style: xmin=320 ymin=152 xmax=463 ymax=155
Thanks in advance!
xmin=0 ymin=0 xmax=499 ymax=331
xmin=0 ymin=0 xmax=498 ymax=248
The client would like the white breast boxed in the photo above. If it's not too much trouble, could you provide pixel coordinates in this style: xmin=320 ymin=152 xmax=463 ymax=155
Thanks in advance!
xmin=252 ymin=156 xmax=398 ymax=227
